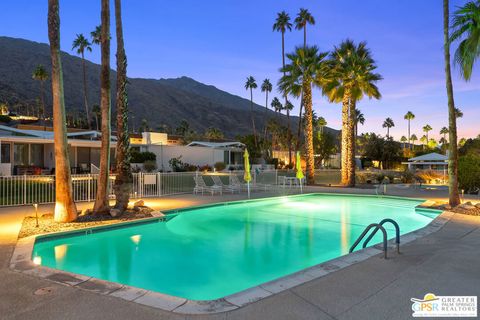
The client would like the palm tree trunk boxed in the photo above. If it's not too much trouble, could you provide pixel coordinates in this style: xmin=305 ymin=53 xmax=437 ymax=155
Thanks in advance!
xmin=113 ymin=0 xmax=132 ymax=212
xmin=443 ymin=0 xmax=460 ymax=206
xmin=250 ymin=88 xmax=257 ymax=147
xmin=341 ymin=88 xmax=350 ymax=185
xmin=263 ymin=91 xmax=268 ymax=141
xmin=281 ymin=31 xmax=292 ymax=165
xmin=48 ymin=0 xmax=78 ymax=222
xmin=407 ymin=120 xmax=411 ymax=150
xmin=40 ymin=81 xmax=46 ymax=121
xmin=303 ymin=82 xmax=315 ymax=184
xmin=94 ymin=0 xmax=112 ymax=214
xmin=348 ymin=99 xmax=356 ymax=186
xmin=81 ymin=52 xmax=91 ymax=129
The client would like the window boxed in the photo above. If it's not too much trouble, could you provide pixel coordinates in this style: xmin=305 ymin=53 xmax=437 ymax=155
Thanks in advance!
xmin=13 ymin=143 xmax=28 ymax=165
xmin=1 ymin=143 xmax=10 ymax=163
xmin=30 ymin=144 xmax=44 ymax=167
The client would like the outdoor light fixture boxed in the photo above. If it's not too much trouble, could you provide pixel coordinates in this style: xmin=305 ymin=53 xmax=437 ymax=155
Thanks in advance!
xmin=33 ymin=203 xmax=39 ymax=228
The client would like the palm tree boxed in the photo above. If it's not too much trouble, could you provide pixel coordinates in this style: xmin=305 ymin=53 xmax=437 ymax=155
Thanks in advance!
xmin=410 ymin=134 xmax=418 ymax=150
xmin=273 ymin=11 xmax=293 ymax=164
xmin=354 ymin=108 xmax=365 ymax=138
xmin=93 ymin=0 xmax=112 ymax=214
xmin=261 ymin=79 xmax=272 ymax=139
xmin=423 ymin=124 xmax=433 ymax=142
xmin=91 ymin=25 xmax=101 ymax=45
xmin=48 ymin=0 xmax=77 ymax=222
xmin=279 ymin=46 xmax=327 ymax=184
xmin=420 ymin=135 xmax=428 ymax=150
xmin=400 ymin=135 xmax=408 ymax=150
xmin=72 ymin=33 xmax=92 ymax=129
xmin=454 ymin=107 xmax=463 ymax=118
xmin=317 ymin=116 xmax=327 ymax=135
xmin=404 ymin=111 xmax=415 ymax=148
xmin=444 ymin=0 xmax=461 ymax=206
xmin=270 ymin=97 xmax=282 ymax=121
xmin=449 ymin=0 xmax=480 ymax=81
xmin=383 ymin=117 xmax=395 ymax=138
xmin=244 ymin=76 xmax=258 ymax=147
xmin=323 ymin=40 xmax=382 ymax=187
xmin=204 ymin=127 xmax=224 ymax=140
xmin=113 ymin=0 xmax=132 ymax=212
xmin=440 ymin=126 xmax=449 ymax=142
xmin=294 ymin=8 xmax=316 ymax=148
xmin=92 ymin=104 xmax=100 ymax=130
xmin=32 ymin=65 xmax=48 ymax=120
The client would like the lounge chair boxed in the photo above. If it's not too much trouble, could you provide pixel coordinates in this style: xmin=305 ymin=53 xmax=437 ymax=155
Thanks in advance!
xmin=229 ymin=174 xmax=267 ymax=192
xmin=211 ymin=175 xmax=240 ymax=193
xmin=193 ymin=176 xmax=222 ymax=195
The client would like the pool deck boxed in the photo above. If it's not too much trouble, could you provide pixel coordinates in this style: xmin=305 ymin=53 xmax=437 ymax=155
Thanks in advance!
xmin=1 ymin=186 xmax=480 ymax=319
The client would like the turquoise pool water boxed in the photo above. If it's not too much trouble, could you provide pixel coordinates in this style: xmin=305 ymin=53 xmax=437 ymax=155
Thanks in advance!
xmin=33 ymin=194 xmax=440 ymax=300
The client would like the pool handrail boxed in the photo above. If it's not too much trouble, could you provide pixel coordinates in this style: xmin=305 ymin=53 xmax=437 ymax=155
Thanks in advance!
xmin=349 ymin=223 xmax=388 ymax=259
xmin=362 ymin=218 xmax=400 ymax=254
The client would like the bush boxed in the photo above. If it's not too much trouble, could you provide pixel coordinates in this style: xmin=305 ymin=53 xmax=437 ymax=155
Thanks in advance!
xmin=401 ymin=170 xmax=415 ymax=183
xmin=458 ymin=154 xmax=480 ymax=192
xmin=0 ymin=115 xmax=11 ymax=123
xmin=169 ymin=156 xmax=185 ymax=172
xmin=131 ymin=151 xmax=156 ymax=163
xmin=415 ymin=170 xmax=445 ymax=184
xmin=214 ymin=162 xmax=226 ymax=171
xmin=199 ymin=164 xmax=212 ymax=172
xmin=143 ymin=160 xmax=157 ymax=172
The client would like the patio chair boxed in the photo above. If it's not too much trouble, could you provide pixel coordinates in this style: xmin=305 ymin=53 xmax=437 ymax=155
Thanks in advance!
xmin=229 ymin=174 xmax=264 ymax=192
xmin=193 ymin=176 xmax=222 ymax=196
xmin=211 ymin=175 xmax=240 ymax=193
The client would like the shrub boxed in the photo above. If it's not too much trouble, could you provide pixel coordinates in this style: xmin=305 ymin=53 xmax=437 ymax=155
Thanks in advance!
xmin=143 ymin=160 xmax=157 ymax=172
xmin=0 ymin=115 xmax=11 ymax=123
xmin=401 ymin=170 xmax=415 ymax=183
xmin=458 ymin=154 xmax=480 ymax=192
xmin=214 ymin=162 xmax=226 ymax=171
xmin=199 ymin=164 xmax=212 ymax=172
xmin=168 ymin=156 xmax=185 ymax=172
xmin=375 ymin=173 xmax=386 ymax=183
xmin=131 ymin=151 xmax=156 ymax=163
xmin=415 ymin=170 xmax=445 ymax=184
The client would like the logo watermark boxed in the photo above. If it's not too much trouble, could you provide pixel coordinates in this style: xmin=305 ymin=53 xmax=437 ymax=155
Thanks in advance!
xmin=411 ymin=293 xmax=477 ymax=317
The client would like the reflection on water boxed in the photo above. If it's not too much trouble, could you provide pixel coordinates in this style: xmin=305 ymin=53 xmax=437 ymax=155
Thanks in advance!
xmin=340 ymin=202 xmax=350 ymax=254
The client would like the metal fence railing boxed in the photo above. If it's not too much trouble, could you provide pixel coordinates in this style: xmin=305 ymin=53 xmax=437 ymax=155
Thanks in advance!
xmin=0 ymin=169 xmax=342 ymax=207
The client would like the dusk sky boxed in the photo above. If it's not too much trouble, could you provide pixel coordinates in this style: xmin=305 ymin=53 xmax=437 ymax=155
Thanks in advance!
xmin=1 ymin=0 xmax=478 ymax=140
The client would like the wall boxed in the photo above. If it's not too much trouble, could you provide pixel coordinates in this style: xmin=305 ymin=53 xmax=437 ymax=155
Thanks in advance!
xmin=145 ymin=145 xmax=224 ymax=171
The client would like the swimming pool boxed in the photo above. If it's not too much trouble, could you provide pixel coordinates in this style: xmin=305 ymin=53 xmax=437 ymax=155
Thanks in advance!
xmin=32 ymin=194 xmax=440 ymax=300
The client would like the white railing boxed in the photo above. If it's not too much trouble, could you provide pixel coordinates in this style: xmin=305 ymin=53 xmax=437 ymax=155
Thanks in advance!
xmin=0 ymin=169 xmax=342 ymax=207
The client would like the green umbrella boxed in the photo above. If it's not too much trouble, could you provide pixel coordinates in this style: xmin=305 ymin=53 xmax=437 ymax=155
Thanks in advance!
xmin=244 ymin=149 xmax=251 ymax=198
xmin=296 ymin=151 xmax=304 ymax=193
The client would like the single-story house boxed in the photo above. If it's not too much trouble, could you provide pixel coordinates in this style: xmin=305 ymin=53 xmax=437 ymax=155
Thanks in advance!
xmin=403 ymin=152 xmax=448 ymax=171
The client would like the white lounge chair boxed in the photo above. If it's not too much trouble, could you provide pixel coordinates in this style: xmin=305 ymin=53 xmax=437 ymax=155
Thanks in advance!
xmin=229 ymin=174 xmax=267 ymax=192
xmin=193 ymin=176 xmax=222 ymax=195
xmin=211 ymin=175 xmax=240 ymax=193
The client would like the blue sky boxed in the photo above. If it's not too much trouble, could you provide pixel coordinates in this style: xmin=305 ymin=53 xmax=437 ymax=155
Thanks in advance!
xmin=1 ymin=0 xmax=478 ymax=139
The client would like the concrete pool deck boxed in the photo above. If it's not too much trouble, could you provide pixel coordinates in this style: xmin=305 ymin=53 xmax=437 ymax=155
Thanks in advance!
xmin=1 ymin=186 xmax=479 ymax=319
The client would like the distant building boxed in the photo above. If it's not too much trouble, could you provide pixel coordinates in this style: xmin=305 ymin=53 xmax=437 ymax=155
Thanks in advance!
xmin=403 ymin=152 xmax=448 ymax=171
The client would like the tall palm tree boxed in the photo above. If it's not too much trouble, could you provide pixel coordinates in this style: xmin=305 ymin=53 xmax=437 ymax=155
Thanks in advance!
xmin=423 ymin=124 xmax=433 ymax=142
xmin=294 ymin=8 xmax=316 ymax=149
xmin=317 ymin=116 xmax=327 ymax=135
xmin=454 ymin=107 xmax=464 ymax=118
xmin=420 ymin=134 xmax=428 ymax=150
xmin=32 ymin=65 xmax=48 ymax=120
xmin=400 ymin=136 xmax=408 ymax=150
xmin=244 ymin=76 xmax=258 ymax=147
xmin=354 ymin=108 xmax=365 ymax=138
xmin=93 ymin=0 xmax=112 ymax=214
xmin=72 ymin=34 xmax=92 ymax=129
xmin=383 ymin=117 xmax=395 ymax=138
xmin=322 ymin=40 xmax=382 ymax=187
xmin=92 ymin=104 xmax=100 ymax=130
xmin=91 ymin=25 xmax=101 ymax=45
xmin=113 ymin=0 xmax=132 ymax=212
xmin=449 ymin=0 xmax=480 ymax=81
xmin=440 ymin=126 xmax=449 ymax=142
xmin=261 ymin=79 xmax=272 ymax=139
xmin=48 ymin=0 xmax=77 ymax=222
xmin=444 ymin=0 xmax=461 ymax=206
xmin=271 ymin=97 xmax=282 ymax=116
xmin=273 ymin=11 xmax=293 ymax=164
xmin=404 ymin=111 xmax=415 ymax=148
xmin=410 ymin=134 xmax=418 ymax=150
xmin=279 ymin=46 xmax=327 ymax=184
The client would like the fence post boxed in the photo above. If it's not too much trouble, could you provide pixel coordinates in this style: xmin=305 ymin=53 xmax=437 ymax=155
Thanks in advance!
xmin=157 ymin=172 xmax=161 ymax=197
xmin=23 ymin=174 xmax=27 ymax=205
xmin=87 ymin=174 xmax=91 ymax=202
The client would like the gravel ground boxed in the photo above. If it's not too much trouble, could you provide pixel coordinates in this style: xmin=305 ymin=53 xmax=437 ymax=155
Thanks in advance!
xmin=18 ymin=208 xmax=154 ymax=239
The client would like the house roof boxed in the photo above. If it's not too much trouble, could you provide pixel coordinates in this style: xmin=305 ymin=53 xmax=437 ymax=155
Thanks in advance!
xmin=0 ymin=125 xmax=113 ymax=140
xmin=408 ymin=152 xmax=448 ymax=162
xmin=186 ymin=141 xmax=245 ymax=148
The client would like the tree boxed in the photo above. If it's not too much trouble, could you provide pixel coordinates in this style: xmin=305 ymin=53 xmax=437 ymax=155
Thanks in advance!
xmin=314 ymin=132 xmax=337 ymax=168
xmin=91 ymin=25 xmax=101 ymax=45
xmin=323 ymin=40 xmax=382 ymax=186
xmin=440 ymin=126 xmax=449 ymax=142
xmin=354 ymin=108 xmax=365 ymax=138
xmin=244 ymin=76 xmax=258 ymax=147
xmin=72 ymin=33 xmax=92 ymax=129
xmin=455 ymin=107 xmax=464 ymax=118
xmin=362 ymin=133 xmax=401 ymax=169
xmin=294 ymin=8 xmax=316 ymax=149
xmin=32 ymin=65 xmax=48 ymax=120
xmin=423 ymin=124 xmax=433 ymax=141
xmin=420 ymin=135 xmax=428 ymax=150
xmin=204 ymin=127 xmax=224 ymax=140
xmin=428 ymin=138 xmax=438 ymax=149
xmin=93 ymin=0 xmax=112 ymax=214
xmin=317 ymin=116 xmax=327 ymax=135
xmin=261 ymin=79 xmax=272 ymax=140
xmin=383 ymin=118 xmax=395 ymax=138
xmin=444 ymin=0 xmax=461 ymax=206
xmin=271 ymin=97 xmax=282 ymax=116
xmin=175 ymin=120 xmax=190 ymax=136
xmin=273 ymin=11 xmax=293 ymax=164
xmin=92 ymin=104 xmax=100 ymax=130
xmin=113 ymin=0 xmax=132 ymax=212
xmin=48 ymin=0 xmax=78 ymax=222
xmin=279 ymin=46 xmax=327 ymax=184
xmin=449 ymin=0 xmax=480 ymax=80
xmin=410 ymin=134 xmax=418 ymax=150
xmin=400 ymin=135 xmax=408 ymax=149
xmin=404 ymin=111 xmax=415 ymax=149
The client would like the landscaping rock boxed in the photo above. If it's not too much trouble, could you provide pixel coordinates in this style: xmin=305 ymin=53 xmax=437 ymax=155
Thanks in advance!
xmin=110 ymin=209 xmax=121 ymax=218
xmin=133 ymin=200 xmax=144 ymax=208
xmin=475 ymin=203 xmax=480 ymax=209
xmin=150 ymin=211 xmax=165 ymax=217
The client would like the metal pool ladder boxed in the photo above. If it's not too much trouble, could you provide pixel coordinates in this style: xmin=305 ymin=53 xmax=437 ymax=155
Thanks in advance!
xmin=349 ymin=218 xmax=400 ymax=259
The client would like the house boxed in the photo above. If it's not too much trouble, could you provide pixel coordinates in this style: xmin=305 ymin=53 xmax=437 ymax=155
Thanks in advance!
xmin=403 ymin=152 xmax=448 ymax=171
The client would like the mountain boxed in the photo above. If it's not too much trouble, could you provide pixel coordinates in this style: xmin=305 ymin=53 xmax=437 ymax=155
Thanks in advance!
xmin=0 ymin=36 xmax=338 ymax=138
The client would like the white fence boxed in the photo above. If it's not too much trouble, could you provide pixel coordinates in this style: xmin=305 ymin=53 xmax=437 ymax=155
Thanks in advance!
xmin=0 ymin=169 xmax=341 ymax=207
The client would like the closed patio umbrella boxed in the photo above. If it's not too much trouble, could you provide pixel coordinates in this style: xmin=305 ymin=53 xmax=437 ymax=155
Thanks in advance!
xmin=296 ymin=151 xmax=304 ymax=193
xmin=244 ymin=149 xmax=252 ymax=198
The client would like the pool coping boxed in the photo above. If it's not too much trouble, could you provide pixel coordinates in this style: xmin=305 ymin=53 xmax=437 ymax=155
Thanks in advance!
xmin=9 ymin=194 xmax=454 ymax=315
